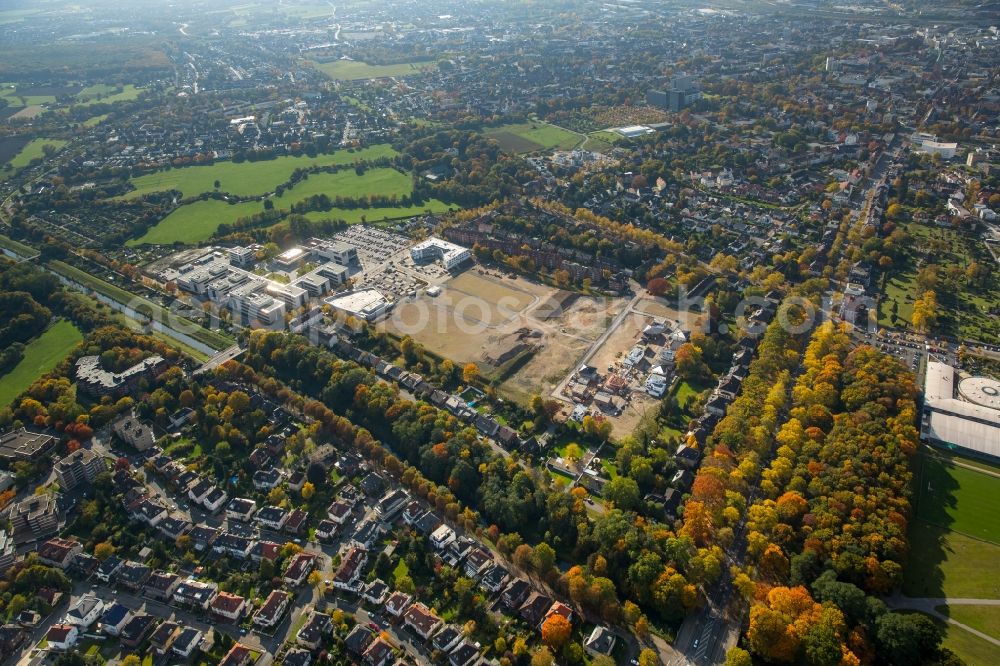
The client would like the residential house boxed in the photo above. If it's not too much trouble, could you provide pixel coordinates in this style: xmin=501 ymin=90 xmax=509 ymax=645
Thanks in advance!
xmin=64 ymin=596 xmax=104 ymax=628
xmin=284 ymin=508 xmax=308 ymax=534
xmin=211 ymin=592 xmax=247 ymax=623
xmin=44 ymin=624 xmax=79 ymax=651
xmin=219 ymin=643 xmax=256 ymax=666
xmin=479 ymin=564 xmax=509 ymax=593
xmin=157 ymin=516 xmax=192 ymax=541
xmin=431 ymin=625 xmax=463 ymax=653
xmin=255 ymin=505 xmax=289 ymax=531
xmin=253 ymin=590 xmax=290 ymax=629
xmin=145 ymin=571 xmax=181 ymax=602
xmin=296 ymin=611 xmax=332 ymax=650
xmin=283 ymin=552 xmax=315 ymax=587
xmin=203 ymin=487 xmax=228 ymax=513
xmin=363 ymin=579 xmax=389 ymax=605
xmin=36 ymin=537 xmax=82 ymax=569
xmin=333 ymin=546 xmax=367 ymax=592
xmin=95 ymin=556 xmax=123 ymax=583
xmin=584 ymin=625 xmax=616 ymax=658
xmin=173 ymin=579 xmax=218 ymax=610
xmin=327 ymin=500 xmax=353 ymax=525
xmin=502 ymin=579 xmax=531 ymax=609
xmin=171 ymin=627 xmax=203 ymax=659
xmin=449 ymin=641 xmax=481 ymax=666
xmin=315 ymin=519 xmax=338 ymax=542
xmin=375 ymin=489 xmax=409 ymax=520
xmin=149 ymin=621 xmax=180 ymax=656
xmin=345 ymin=625 xmax=374 ymax=656
xmin=519 ymin=592 xmax=553 ymax=627
xmin=403 ymin=602 xmax=443 ymax=640
xmin=253 ymin=468 xmax=281 ymax=490
xmin=363 ymin=638 xmax=394 ymax=666
xmin=117 ymin=561 xmax=152 ymax=592
xmin=284 ymin=649 xmax=311 ymax=666
xmin=99 ymin=603 xmax=132 ymax=637
xmin=463 ymin=547 xmax=493 ymax=579
xmin=120 ymin=614 xmax=157 ymax=648
xmin=385 ymin=591 xmax=412 ymax=618
xmin=227 ymin=498 xmax=257 ymax=522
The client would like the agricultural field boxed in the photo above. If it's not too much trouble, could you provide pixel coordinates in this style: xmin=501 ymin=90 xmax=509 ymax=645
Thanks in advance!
xmin=483 ymin=122 xmax=582 ymax=154
xmin=118 ymin=144 xmax=397 ymax=200
xmin=904 ymin=451 xmax=1000 ymax=600
xmin=311 ymin=59 xmax=438 ymax=80
xmin=4 ymin=137 xmax=68 ymax=169
xmin=0 ymin=320 xmax=82 ymax=408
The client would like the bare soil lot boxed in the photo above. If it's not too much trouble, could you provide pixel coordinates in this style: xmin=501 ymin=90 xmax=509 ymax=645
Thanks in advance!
xmin=384 ymin=270 xmax=625 ymax=402
xmin=588 ymin=312 xmax=654 ymax=372
xmin=634 ymin=296 xmax=705 ymax=332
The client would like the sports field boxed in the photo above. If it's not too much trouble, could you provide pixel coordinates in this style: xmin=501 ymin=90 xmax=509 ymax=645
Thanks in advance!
xmin=119 ymin=144 xmax=398 ymax=200
xmin=904 ymin=451 xmax=1000 ymax=601
xmin=915 ymin=453 xmax=1000 ymax=543
xmin=75 ymin=83 xmax=142 ymax=105
xmin=0 ymin=320 xmax=82 ymax=408
xmin=484 ymin=122 xmax=582 ymax=153
xmin=5 ymin=138 xmax=68 ymax=169
xmin=312 ymin=59 xmax=437 ymax=80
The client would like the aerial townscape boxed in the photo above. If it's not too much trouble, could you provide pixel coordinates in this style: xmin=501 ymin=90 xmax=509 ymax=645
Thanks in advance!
xmin=0 ymin=1 xmax=999 ymax=666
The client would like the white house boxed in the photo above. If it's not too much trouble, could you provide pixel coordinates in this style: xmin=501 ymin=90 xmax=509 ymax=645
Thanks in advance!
xmin=64 ymin=596 xmax=104 ymax=628
xmin=45 ymin=624 xmax=79 ymax=651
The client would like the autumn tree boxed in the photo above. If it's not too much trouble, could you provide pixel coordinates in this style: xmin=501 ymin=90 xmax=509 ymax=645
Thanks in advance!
xmin=541 ymin=614 xmax=572 ymax=650
xmin=462 ymin=362 xmax=480 ymax=384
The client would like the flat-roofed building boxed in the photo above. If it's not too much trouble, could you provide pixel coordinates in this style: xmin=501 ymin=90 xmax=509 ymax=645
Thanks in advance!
xmin=0 ymin=429 xmax=56 ymax=462
xmin=410 ymin=237 xmax=471 ymax=270
xmin=76 ymin=355 xmax=167 ymax=398
xmin=4 ymin=494 xmax=59 ymax=544
xmin=54 ymin=448 xmax=107 ymax=490
xmin=325 ymin=289 xmax=392 ymax=321
xmin=922 ymin=361 xmax=1000 ymax=460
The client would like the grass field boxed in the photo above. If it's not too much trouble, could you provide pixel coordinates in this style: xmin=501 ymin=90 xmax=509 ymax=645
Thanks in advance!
xmin=5 ymin=138 xmax=68 ymax=169
xmin=118 ymin=144 xmax=397 ymax=200
xmin=905 ymin=610 xmax=1000 ymax=665
xmin=0 ymin=320 xmax=82 ymax=408
xmin=302 ymin=199 xmax=453 ymax=225
xmin=312 ymin=59 xmax=437 ymax=80
xmin=81 ymin=113 xmax=109 ymax=128
xmin=483 ymin=122 xmax=582 ymax=153
xmin=74 ymin=84 xmax=142 ymax=107
xmin=939 ymin=605 xmax=1000 ymax=641
xmin=905 ymin=522 xmax=1000 ymax=599
xmin=915 ymin=453 xmax=1000 ymax=544
xmin=132 ymin=166 xmax=446 ymax=245
xmin=0 ymin=233 xmax=39 ymax=259
xmin=129 ymin=198 xmax=263 ymax=245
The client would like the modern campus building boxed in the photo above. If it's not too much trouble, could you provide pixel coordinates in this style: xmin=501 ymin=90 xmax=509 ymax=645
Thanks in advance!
xmin=409 ymin=237 xmax=471 ymax=270
xmin=325 ymin=289 xmax=393 ymax=322
xmin=922 ymin=361 xmax=1000 ymax=460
